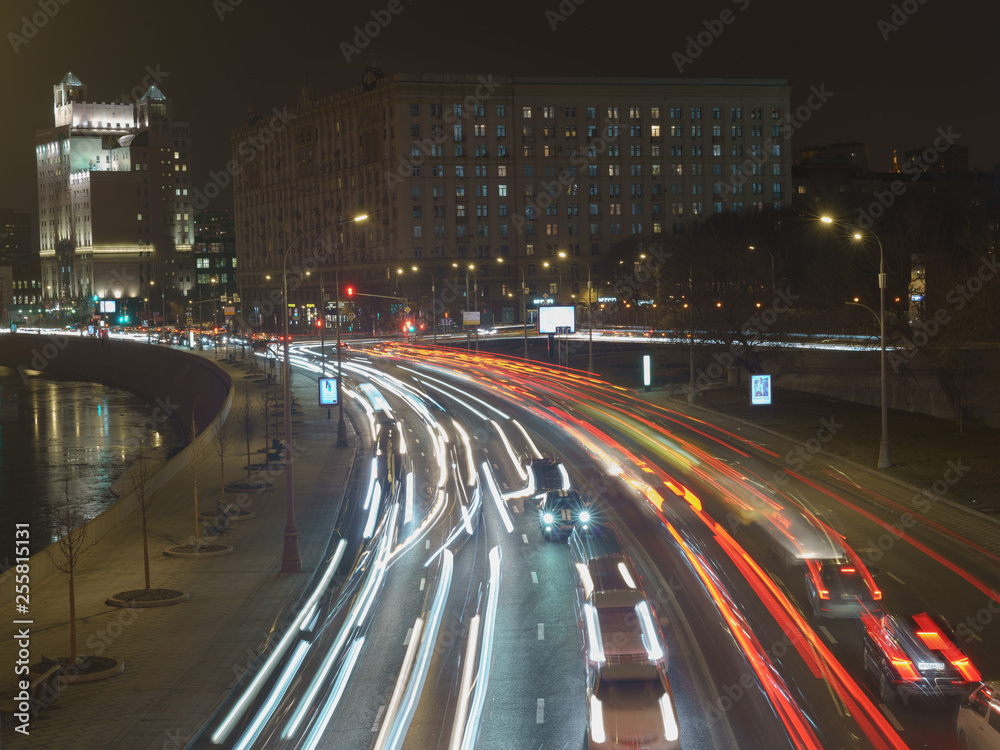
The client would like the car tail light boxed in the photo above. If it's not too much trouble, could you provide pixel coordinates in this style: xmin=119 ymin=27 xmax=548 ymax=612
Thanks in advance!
xmin=912 ymin=613 xmax=981 ymax=682
xmin=845 ymin=545 xmax=882 ymax=600
xmin=863 ymin=613 xmax=921 ymax=682
xmin=805 ymin=560 xmax=829 ymax=599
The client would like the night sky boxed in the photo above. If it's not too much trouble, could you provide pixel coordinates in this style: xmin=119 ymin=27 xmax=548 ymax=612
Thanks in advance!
xmin=1 ymin=0 xmax=997 ymax=229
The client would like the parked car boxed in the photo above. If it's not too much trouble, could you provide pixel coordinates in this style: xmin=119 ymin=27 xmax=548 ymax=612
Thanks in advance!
xmin=958 ymin=681 xmax=1000 ymax=750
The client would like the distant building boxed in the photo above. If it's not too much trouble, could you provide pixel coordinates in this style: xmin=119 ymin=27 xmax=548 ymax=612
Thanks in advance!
xmin=0 ymin=210 xmax=41 ymax=321
xmin=190 ymin=210 xmax=238 ymax=329
xmin=0 ymin=265 xmax=11 ymax=326
xmin=231 ymin=71 xmax=793 ymax=331
xmin=35 ymin=71 xmax=194 ymax=321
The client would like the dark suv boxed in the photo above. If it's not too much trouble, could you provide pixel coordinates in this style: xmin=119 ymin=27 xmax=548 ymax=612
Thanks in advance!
xmin=538 ymin=489 xmax=591 ymax=540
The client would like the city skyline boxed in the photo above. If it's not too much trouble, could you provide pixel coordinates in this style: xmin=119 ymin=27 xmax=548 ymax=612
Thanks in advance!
xmin=1 ymin=0 xmax=998 ymax=228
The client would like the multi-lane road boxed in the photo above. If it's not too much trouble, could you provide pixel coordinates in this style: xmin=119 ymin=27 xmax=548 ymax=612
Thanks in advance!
xmin=198 ymin=340 xmax=999 ymax=750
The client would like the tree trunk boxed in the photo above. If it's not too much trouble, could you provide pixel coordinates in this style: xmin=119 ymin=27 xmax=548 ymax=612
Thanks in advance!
xmin=141 ymin=514 xmax=150 ymax=592
xmin=68 ymin=572 xmax=77 ymax=665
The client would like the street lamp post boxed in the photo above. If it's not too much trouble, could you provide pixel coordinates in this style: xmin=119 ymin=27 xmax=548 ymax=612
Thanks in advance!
xmin=821 ymin=216 xmax=891 ymax=469
xmin=519 ymin=267 xmax=529 ymax=359
xmin=276 ymin=213 xmax=367 ymax=573
xmin=408 ymin=266 xmax=437 ymax=344
xmin=586 ymin=263 xmax=593 ymax=373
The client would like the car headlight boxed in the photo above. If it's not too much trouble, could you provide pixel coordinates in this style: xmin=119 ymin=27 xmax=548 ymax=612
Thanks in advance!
xmin=543 ymin=512 xmax=554 ymax=524
xmin=579 ymin=510 xmax=591 ymax=523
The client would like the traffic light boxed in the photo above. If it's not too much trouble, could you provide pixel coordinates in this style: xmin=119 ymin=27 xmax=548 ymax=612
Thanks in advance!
xmin=315 ymin=319 xmax=323 ymax=329
xmin=346 ymin=286 xmax=354 ymax=297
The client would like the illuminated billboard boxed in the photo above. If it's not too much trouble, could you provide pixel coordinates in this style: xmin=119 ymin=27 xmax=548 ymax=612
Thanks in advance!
xmin=319 ymin=377 xmax=339 ymax=407
xmin=537 ymin=305 xmax=576 ymax=334
xmin=750 ymin=374 xmax=771 ymax=405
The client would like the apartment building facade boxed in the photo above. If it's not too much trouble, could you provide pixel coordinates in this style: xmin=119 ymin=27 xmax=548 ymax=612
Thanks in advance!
xmin=232 ymin=72 xmax=792 ymax=331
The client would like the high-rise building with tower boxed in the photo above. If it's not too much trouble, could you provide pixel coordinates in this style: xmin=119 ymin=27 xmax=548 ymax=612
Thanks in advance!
xmin=35 ymin=71 xmax=194 ymax=321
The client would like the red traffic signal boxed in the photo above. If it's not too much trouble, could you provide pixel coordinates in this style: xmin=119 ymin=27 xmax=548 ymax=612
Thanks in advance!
xmin=346 ymin=286 xmax=354 ymax=297
xmin=315 ymin=319 xmax=323 ymax=329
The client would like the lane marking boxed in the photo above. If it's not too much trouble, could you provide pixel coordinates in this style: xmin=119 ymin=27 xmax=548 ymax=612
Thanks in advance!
xmin=372 ymin=705 xmax=386 ymax=732
xmin=537 ymin=623 xmax=544 ymax=640
xmin=886 ymin=571 xmax=906 ymax=585
xmin=879 ymin=703 xmax=904 ymax=731
xmin=536 ymin=698 xmax=545 ymax=724
xmin=531 ymin=571 xmax=538 ymax=584
xmin=419 ymin=577 xmax=425 ymax=592
xmin=522 ymin=534 xmax=530 ymax=545
xmin=403 ymin=627 xmax=413 ymax=646
xmin=819 ymin=625 xmax=837 ymax=644
xmin=425 ymin=539 xmax=430 ymax=549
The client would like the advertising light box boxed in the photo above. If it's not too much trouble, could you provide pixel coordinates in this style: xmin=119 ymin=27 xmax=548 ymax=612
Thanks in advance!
xmin=750 ymin=374 xmax=772 ymax=405
xmin=319 ymin=377 xmax=339 ymax=407
xmin=538 ymin=305 xmax=576 ymax=334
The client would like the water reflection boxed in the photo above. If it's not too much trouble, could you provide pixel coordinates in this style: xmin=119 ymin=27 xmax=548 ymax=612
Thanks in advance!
xmin=0 ymin=366 xmax=186 ymax=564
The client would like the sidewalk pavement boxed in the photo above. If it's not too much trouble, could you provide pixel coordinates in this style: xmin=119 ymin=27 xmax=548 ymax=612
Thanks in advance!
xmin=1 ymin=350 xmax=360 ymax=750
xmin=633 ymin=382 xmax=1000 ymax=558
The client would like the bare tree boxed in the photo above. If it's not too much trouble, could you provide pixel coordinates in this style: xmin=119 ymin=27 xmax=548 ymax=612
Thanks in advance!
xmin=257 ymin=386 xmax=273 ymax=468
xmin=49 ymin=482 xmax=88 ymax=666
xmin=236 ymin=382 xmax=255 ymax=480
xmin=129 ymin=441 xmax=154 ymax=592
xmin=215 ymin=417 xmax=232 ymax=499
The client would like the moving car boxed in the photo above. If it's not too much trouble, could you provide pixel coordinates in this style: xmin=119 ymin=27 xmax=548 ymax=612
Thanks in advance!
xmin=587 ymin=663 xmax=680 ymax=749
xmin=863 ymin=610 xmax=981 ymax=704
xmin=803 ymin=543 xmax=883 ymax=619
xmin=582 ymin=589 xmax=668 ymax=671
xmin=958 ymin=681 xmax=1000 ymax=750
xmin=537 ymin=489 xmax=591 ymax=540
xmin=529 ymin=457 xmax=571 ymax=493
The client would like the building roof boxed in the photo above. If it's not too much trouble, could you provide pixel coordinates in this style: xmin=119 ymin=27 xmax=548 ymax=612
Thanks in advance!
xmin=61 ymin=70 xmax=83 ymax=86
xmin=141 ymin=84 xmax=167 ymax=101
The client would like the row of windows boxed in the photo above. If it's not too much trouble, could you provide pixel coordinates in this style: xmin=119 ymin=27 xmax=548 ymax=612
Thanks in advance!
xmin=409 ymin=104 xmax=783 ymax=121
xmin=410 ymin=214 xmax=773 ymax=241
xmin=410 ymin=123 xmax=782 ymax=139
xmin=408 ymin=140 xmax=781 ymax=163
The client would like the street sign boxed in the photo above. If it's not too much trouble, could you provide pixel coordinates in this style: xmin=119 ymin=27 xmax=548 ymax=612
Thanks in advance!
xmin=462 ymin=311 xmax=481 ymax=325
xmin=404 ymin=306 xmax=411 ymax=314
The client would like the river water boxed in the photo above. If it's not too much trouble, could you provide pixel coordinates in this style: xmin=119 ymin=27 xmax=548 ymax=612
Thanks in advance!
xmin=0 ymin=366 xmax=186 ymax=567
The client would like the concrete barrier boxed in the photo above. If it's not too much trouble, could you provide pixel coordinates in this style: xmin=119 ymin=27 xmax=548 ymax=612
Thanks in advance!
xmin=0 ymin=334 xmax=233 ymax=607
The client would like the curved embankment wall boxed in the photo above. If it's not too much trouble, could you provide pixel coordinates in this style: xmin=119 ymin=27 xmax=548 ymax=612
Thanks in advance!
xmin=0 ymin=333 xmax=233 ymax=606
